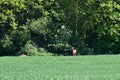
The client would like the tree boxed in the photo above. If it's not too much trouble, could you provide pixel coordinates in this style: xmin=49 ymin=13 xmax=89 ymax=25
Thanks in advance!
xmin=0 ymin=0 xmax=57 ymax=55
xmin=57 ymin=0 xmax=120 ymax=54
xmin=1 ymin=0 xmax=120 ymax=55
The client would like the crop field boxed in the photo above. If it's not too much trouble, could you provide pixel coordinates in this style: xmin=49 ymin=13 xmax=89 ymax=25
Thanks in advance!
xmin=0 ymin=55 xmax=120 ymax=80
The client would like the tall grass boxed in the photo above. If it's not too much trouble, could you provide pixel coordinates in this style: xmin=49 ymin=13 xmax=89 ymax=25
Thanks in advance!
xmin=0 ymin=55 xmax=120 ymax=80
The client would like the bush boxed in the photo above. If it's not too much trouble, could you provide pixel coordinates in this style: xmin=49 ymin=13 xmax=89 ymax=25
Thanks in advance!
xmin=0 ymin=35 xmax=15 ymax=55
xmin=22 ymin=41 xmax=39 ymax=56
xmin=48 ymin=43 xmax=72 ymax=55
xmin=20 ymin=41 xmax=53 ymax=56
xmin=77 ymin=41 xmax=94 ymax=55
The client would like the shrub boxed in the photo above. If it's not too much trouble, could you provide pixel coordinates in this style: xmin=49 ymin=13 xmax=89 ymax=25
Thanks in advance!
xmin=20 ymin=41 xmax=38 ymax=56
xmin=48 ymin=43 xmax=72 ymax=55
xmin=77 ymin=41 xmax=94 ymax=55
xmin=20 ymin=41 xmax=53 ymax=56
xmin=0 ymin=35 xmax=14 ymax=55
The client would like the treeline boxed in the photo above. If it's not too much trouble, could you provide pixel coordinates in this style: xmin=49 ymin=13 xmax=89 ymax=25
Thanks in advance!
xmin=0 ymin=0 xmax=120 ymax=56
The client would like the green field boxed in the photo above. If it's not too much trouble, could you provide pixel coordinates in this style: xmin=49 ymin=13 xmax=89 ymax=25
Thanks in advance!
xmin=0 ymin=55 xmax=120 ymax=80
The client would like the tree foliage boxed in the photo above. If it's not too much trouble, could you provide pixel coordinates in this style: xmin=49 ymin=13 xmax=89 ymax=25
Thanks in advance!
xmin=0 ymin=0 xmax=120 ymax=56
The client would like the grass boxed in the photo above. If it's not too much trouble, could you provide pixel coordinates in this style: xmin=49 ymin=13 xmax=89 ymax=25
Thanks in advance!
xmin=0 ymin=55 xmax=120 ymax=80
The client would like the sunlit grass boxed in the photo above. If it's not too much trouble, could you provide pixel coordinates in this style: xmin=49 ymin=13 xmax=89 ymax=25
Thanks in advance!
xmin=0 ymin=55 xmax=120 ymax=80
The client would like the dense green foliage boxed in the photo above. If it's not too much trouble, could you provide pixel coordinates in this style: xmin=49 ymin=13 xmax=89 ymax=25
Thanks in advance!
xmin=0 ymin=0 xmax=120 ymax=55
xmin=0 ymin=55 xmax=120 ymax=80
